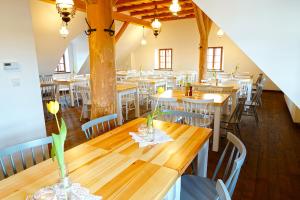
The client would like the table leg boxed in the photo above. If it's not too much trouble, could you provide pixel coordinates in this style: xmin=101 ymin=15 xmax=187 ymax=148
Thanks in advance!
xmin=70 ymin=84 xmax=74 ymax=107
xmin=197 ymin=140 xmax=209 ymax=177
xmin=117 ymin=92 xmax=123 ymax=125
xmin=164 ymin=176 xmax=181 ymax=200
xmin=213 ymin=106 xmax=221 ymax=152
xmin=135 ymin=88 xmax=140 ymax=118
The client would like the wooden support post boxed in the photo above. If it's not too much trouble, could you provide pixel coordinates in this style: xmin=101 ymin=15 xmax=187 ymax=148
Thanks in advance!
xmin=115 ymin=22 xmax=129 ymax=43
xmin=194 ymin=4 xmax=212 ymax=81
xmin=86 ymin=0 xmax=116 ymax=119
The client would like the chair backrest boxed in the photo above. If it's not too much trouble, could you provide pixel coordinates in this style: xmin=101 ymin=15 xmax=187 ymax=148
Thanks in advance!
xmin=41 ymin=84 xmax=57 ymax=101
xmin=78 ymin=86 xmax=91 ymax=105
xmin=182 ymin=98 xmax=214 ymax=127
xmin=0 ymin=137 xmax=52 ymax=178
xmin=228 ymin=98 xmax=246 ymax=124
xmin=216 ymin=179 xmax=231 ymax=200
xmin=251 ymin=84 xmax=263 ymax=105
xmin=40 ymin=74 xmax=53 ymax=84
xmin=255 ymin=73 xmax=263 ymax=85
xmin=212 ymin=132 xmax=246 ymax=197
xmin=151 ymin=96 xmax=178 ymax=110
xmin=81 ymin=114 xmax=118 ymax=140
xmin=158 ymin=110 xmax=209 ymax=126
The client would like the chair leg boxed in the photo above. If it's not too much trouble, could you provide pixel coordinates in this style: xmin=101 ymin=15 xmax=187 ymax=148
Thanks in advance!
xmin=253 ymin=107 xmax=259 ymax=124
xmin=80 ymin=105 xmax=84 ymax=121
xmin=126 ymin=102 xmax=129 ymax=121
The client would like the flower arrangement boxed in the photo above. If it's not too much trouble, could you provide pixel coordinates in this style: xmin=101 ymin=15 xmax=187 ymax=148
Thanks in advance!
xmin=146 ymin=87 xmax=166 ymax=129
xmin=46 ymin=101 xmax=68 ymax=179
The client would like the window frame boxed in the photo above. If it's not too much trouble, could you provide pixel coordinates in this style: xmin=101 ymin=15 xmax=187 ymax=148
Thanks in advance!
xmin=54 ymin=53 xmax=70 ymax=73
xmin=207 ymin=46 xmax=223 ymax=71
xmin=158 ymin=48 xmax=173 ymax=71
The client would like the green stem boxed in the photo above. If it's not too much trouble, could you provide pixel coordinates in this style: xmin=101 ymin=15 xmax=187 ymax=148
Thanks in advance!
xmin=55 ymin=114 xmax=61 ymax=132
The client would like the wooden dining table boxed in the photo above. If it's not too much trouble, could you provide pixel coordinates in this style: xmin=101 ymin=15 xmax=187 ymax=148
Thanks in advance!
xmin=153 ymin=90 xmax=230 ymax=152
xmin=0 ymin=119 xmax=211 ymax=200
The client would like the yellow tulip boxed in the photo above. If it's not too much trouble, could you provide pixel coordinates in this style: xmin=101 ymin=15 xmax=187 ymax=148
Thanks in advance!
xmin=157 ymin=87 xmax=165 ymax=95
xmin=46 ymin=101 xmax=60 ymax=115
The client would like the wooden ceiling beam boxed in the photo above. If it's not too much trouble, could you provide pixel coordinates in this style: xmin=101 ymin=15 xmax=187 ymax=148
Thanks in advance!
xmin=141 ymin=9 xmax=194 ymax=20
xmin=159 ymin=14 xmax=195 ymax=21
xmin=116 ymin=0 xmax=189 ymax=12
xmin=112 ymin=12 xmax=152 ymax=28
xmin=115 ymin=22 xmax=129 ymax=42
xmin=130 ymin=3 xmax=193 ymax=16
xmin=116 ymin=0 xmax=153 ymax=7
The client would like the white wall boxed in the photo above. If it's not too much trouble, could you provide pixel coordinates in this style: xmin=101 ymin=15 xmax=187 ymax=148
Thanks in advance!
xmin=0 ymin=0 xmax=46 ymax=149
xmin=194 ymin=0 xmax=300 ymax=106
xmin=69 ymin=33 xmax=89 ymax=73
xmin=131 ymin=19 xmax=199 ymax=71
xmin=30 ymin=0 xmax=86 ymax=75
xmin=122 ymin=19 xmax=278 ymax=90
xmin=209 ymin=24 xmax=279 ymax=90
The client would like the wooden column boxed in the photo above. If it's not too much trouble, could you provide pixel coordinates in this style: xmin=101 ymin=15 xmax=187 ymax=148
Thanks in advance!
xmin=86 ymin=0 xmax=116 ymax=119
xmin=194 ymin=4 xmax=212 ymax=81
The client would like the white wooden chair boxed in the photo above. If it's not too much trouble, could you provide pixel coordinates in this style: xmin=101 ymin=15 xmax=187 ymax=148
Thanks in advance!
xmin=151 ymin=96 xmax=178 ymax=111
xmin=78 ymin=86 xmax=91 ymax=121
xmin=138 ymin=81 xmax=153 ymax=110
xmin=0 ymin=137 xmax=52 ymax=179
xmin=122 ymin=92 xmax=136 ymax=121
xmin=182 ymin=98 xmax=214 ymax=128
xmin=81 ymin=114 xmax=117 ymax=140
xmin=181 ymin=132 xmax=246 ymax=199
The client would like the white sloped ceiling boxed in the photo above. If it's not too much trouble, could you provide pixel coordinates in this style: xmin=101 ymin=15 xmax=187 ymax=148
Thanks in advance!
xmin=193 ymin=0 xmax=300 ymax=107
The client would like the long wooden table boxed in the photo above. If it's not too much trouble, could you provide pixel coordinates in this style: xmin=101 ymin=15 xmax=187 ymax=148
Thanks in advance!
xmin=0 ymin=119 xmax=211 ymax=200
xmin=153 ymin=90 xmax=230 ymax=152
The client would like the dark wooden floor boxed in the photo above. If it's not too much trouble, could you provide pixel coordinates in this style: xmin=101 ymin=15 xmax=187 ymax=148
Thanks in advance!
xmin=46 ymin=91 xmax=300 ymax=200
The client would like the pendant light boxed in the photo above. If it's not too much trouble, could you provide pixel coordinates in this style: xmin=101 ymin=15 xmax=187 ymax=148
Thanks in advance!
xmin=141 ymin=26 xmax=147 ymax=45
xmin=217 ymin=29 xmax=224 ymax=37
xmin=169 ymin=0 xmax=181 ymax=16
xmin=59 ymin=23 xmax=69 ymax=38
xmin=56 ymin=0 xmax=76 ymax=24
xmin=151 ymin=5 xmax=161 ymax=37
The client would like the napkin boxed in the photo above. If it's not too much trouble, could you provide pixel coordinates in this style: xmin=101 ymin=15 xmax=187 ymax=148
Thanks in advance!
xmin=129 ymin=128 xmax=173 ymax=148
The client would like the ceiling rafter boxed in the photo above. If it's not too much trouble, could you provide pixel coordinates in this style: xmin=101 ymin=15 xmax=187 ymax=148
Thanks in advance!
xmin=116 ymin=0 xmax=189 ymax=12
xmin=141 ymin=9 xmax=194 ymax=20
xmin=130 ymin=3 xmax=193 ymax=16
xmin=159 ymin=14 xmax=195 ymax=21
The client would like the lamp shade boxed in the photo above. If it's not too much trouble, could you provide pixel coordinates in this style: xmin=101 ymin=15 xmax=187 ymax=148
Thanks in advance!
xmin=170 ymin=2 xmax=181 ymax=15
xmin=59 ymin=25 xmax=69 ymax=38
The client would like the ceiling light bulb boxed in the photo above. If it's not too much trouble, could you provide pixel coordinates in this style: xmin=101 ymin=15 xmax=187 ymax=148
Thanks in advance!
xmin=59 ymin=25 xmax=69 ymax=38
xmin=217 ymin=29 xmax=224 ymax=37
xmin=151 ymin=18 xmax=161 ymax=29
xmin=141 ymin=38 xmax=147 ymax=45
xmin=170 ymin=2 xmax=181 ymax=15
xmin=56 ymin=0 xmax=74 ymax=9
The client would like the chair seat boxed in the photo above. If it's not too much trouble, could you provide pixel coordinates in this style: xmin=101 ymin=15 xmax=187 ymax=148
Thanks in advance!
xmin=181 ymin=175 xmax=218 ymax=200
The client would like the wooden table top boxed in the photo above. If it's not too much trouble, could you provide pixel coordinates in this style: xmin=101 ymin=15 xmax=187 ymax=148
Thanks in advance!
xmin=0 ymin=143 xmax=178 ymax=200
xmin=153 ymin=90 xmax=231 ymax=106
xmin=127 ymin=78 xmax=166 ymax=84
xmin=87 ymin=118 xmax=212 ymax=174
xmin=116 ymin=84 xmax=137 ymax=92
xmin=192 ymin=81 xmax=240 ymax=91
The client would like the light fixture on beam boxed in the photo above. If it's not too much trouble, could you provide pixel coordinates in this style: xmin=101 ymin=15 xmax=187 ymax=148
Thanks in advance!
xmin=169 ymin=0 xmax=181 ymax=16
xmin=141 ymin=26 xmax=147 ymax=45
xmin=56 ymin=0 xmax=76 ymax=24
xmin=217 ymin=29 xmax=224 ymax=37
xmin=151 ymin=5 xmax=161 ymax=37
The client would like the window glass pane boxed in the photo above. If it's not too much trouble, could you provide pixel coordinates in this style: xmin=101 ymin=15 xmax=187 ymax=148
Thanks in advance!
xmin=214 ymin=55 xmax=221 ymax=63
xmin=208 ymin=48 xmax=214 ymax=55
xmin=207 ymin=55 xmax=213 ymax=63
xmin=215 ymin=48 xmax=222 ymax=56
xmin=214 ymin=63 xmax=221 ymax=70
xmin=207 ymin=62 xmax=213 ymax=69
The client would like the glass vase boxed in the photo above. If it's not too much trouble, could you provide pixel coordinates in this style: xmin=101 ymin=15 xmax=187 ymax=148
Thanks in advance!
xmin=146 ymin=119 xmax=155 ymax=142
xmin=58 ymin=164 xmax=71 ymax=199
